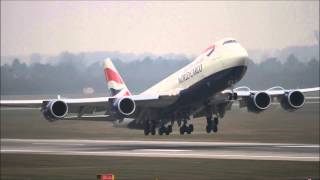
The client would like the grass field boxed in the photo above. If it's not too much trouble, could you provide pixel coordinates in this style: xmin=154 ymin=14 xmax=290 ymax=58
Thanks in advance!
xmin=1 ymin=154 xmax=319 ymax=180
xmin=1 ymin=103 xmax=319 ymax=144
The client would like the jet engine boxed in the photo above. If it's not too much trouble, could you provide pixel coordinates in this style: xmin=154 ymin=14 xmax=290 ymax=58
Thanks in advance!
xmin=42 ymin=100 xmax=68 ymax=121
xmin=280 ymin=90 xmax=305 ymax=111
xmin=112 ymin=97 xmax=136 ymax=116
xmin=247 ymin=92 xmax=271 ymax=113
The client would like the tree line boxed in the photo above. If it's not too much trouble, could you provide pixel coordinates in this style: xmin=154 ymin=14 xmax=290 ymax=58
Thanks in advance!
xmin=1 ymin=54 xmax=319 ymax=95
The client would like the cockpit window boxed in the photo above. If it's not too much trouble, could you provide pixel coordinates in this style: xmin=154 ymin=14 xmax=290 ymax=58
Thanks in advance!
xmin=202 ymin=45 xmax=215 ymax=57
xmin=207 ymin=46 xmax=215 ymax=56
xmin=223 ymin=40 xmax=237 ymax=45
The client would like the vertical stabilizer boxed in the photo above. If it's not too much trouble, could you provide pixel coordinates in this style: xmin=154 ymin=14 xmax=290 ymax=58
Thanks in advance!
xmin=104 ymin=58 xmax=131 ymax=97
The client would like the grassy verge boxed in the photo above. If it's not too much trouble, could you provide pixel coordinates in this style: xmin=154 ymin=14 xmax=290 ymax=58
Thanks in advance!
xmin=1 ymin=154 xmax=319 ymax=180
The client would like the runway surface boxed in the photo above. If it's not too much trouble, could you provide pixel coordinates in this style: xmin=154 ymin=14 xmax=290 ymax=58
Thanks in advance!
xmin=1 ymin=139 xmax=319 ymax=162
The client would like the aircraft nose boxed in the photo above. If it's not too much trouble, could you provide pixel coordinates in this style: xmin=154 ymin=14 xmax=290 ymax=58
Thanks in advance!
xmin=238 ymin=55 xmax=249 ymax=66
xmin=232 ymin=47 xmax=249 ymax=66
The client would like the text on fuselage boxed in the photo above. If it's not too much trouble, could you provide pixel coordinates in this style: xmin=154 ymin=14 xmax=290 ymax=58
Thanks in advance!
xmin=178 ymin=64 xmax=203 ymax=83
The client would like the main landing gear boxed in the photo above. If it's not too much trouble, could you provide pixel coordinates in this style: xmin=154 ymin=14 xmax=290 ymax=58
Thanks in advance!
xmin=144 ymin=121 xmax=156 ymax=136
xmin=206 ymin=115 xmax=219 ymax=133
xmin=158 ymin=125 xmax=172 ymax=135
xmin=144 ymin=121 xmax=173 ymax=136
xmin=144 ymin=118 xmax=194 ymax=136
xmin=179 ymin=121 xmax=194 ymax=135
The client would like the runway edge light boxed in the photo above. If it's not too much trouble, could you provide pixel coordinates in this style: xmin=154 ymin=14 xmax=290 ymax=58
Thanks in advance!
xmin=96 ymin=173 xmax=115 ymax=180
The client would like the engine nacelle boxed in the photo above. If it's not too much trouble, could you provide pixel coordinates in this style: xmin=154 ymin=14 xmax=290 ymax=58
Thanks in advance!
xmin=280 ymin=90 xmax=305 ymax=111
xmin=112 ymin=97 xmax=136 ymax=117
xmin=247 ymin=92 xmax=271 ymax=113
xmin=42 ymin=100 xmax=68 ymax=121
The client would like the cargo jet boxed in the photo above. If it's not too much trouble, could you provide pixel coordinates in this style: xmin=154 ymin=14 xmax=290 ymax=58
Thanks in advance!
xmin=1 ymin=38 xmax=319 ymax=135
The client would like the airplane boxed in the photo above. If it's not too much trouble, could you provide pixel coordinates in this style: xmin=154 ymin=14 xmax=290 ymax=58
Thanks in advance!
xmin=1 ymin=37 xmax=319 ymax=136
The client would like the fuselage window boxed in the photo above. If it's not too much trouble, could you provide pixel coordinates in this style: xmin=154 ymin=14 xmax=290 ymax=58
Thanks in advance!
xmin=223 ymin=40 xmax=237 ymax=45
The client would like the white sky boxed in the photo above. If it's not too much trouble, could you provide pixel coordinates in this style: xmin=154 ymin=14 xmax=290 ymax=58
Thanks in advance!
xmin=1 ymin=1 xmax=319 ymax=56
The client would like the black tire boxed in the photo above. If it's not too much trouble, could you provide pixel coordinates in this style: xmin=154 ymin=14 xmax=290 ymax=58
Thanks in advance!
xmin=214 ymin=117 xmax=219 ymax=125
xmin=206 ymin=125 xmax=211 ymax=133
xmin=180 ymin=126 xmax=185 ymax=135
xmin=144 ymin=129 xmax=149 ymax=136
xmin=165 ymin=128 xmax=170 ymax=135
xmin=158 ymin=128 xmax=163 ymax=135
xmin=206 ymin=117 xmax=212 ymax=124
xmin=189 ymin=124 xmax=194 ymax=132
xmin=144 ymin=122 xmax=150 ymax=136
xmin=151 ymin=125 xmax=156 ymax=135
xmin=212 ymin=124 xmax=218 ymax=133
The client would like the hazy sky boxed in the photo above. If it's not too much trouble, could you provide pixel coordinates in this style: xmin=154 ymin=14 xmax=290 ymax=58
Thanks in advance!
xmin=1 ymin=1 xmax=319 ymax=56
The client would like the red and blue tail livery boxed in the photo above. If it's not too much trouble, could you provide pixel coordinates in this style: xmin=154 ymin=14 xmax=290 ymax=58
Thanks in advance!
xmin=104 ymin=58 xmax=131 ymax=97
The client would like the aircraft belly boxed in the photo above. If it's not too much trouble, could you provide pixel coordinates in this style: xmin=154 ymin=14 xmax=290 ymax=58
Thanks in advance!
xmin=178 ymin=65 xmax=247 ymax=105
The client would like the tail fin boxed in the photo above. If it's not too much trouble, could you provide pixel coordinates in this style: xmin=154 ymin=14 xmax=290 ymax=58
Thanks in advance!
xmin=104 ymin=58 xmax=131 ymax=97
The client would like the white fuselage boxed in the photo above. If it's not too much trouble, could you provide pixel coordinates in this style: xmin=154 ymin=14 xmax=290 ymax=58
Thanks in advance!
xmin=142 ymin=38 xmax=249 ymax=96
xmin=116 ymin=38 xmax=249 ymax=128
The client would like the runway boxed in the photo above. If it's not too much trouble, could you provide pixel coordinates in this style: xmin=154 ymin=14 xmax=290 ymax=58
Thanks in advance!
xmin=1 ymin=139 xmax=319 ymax=162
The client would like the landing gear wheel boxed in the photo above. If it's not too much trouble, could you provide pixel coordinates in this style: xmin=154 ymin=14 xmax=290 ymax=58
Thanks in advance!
xmin=206 ymin=116 xmax=212 ymax=124
xmin=189 ymin=124 xmax=194 ymax=132
xmin=180 ymin=125 xmax=186 ymax=135
xmin=205 ymin=116 xmax=219 ymax=133
xmin=186 ymin=124 xmax=193 ymax=134
xmin=168 ymin=125 xmax=173 ymax=133
xmin=206 ymin=125 xmax=211 ymax=133
xmin=165 ymin=128 xmax=170 ymax=135
xmin=151 ymin=124 xmax=156 ymax=135
xmin=186 ymin=128 xmax=192 ymax=134
xmin=213 ymin=117 xmax=218 ymax=132
xmin=212 ymin=124 xmax=218 ymax=133
xmin=144 ymin=129 xmax=149 ymax=136
xmin=144 ymin=122 xmax=150 ymax=136
xmin=158 ymin=127 xmax=164 ymax=135
xmin=214 ymin=117 xmax=219 ymax=125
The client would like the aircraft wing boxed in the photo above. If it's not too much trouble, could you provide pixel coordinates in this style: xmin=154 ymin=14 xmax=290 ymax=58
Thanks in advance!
xmin=228 ymin=86 xmax=320 ymax=97
xmin=193 ymin=86 xmax=319 ymax=119
xmin=0 ymin=97 xmax=110 ymax=112
xmin=0 ymin=94 xmax=179 ymax=118
xmin=220 ymin=86 xmax=320 ymax=111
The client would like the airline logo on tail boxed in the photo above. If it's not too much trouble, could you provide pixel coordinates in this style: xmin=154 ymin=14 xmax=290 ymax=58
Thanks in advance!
xmin=104 ymin=58 xmax=131 ymax=97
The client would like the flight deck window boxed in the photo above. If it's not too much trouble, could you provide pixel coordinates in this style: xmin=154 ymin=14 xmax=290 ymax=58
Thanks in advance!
xmin=207 ymin=46 xmax=215 ymax=56
xmin=223 ymin=40 xmax=237 ymax=45
xmin=207 ymin=46 xmax=214 ymax=56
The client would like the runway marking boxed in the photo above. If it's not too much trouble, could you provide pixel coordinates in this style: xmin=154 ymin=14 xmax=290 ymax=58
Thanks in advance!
xmin=278 ymin=145 xmax=320 ymax=148
xmin=134 ymin=149 xmax=192 ymax=152
xmin=2 ymin=149 xmax=54 ymax=153
xmin=3 ymin=138 xmax=318 ymax=147
xmin=2 ymin=139 xmax=319 ymax=162
xmin=3 ymin=139 xmax=320 ymax=149
xmin=2 ymin=149 xmax=317 ymax=162
xmin=32 ymin=143 xmax=85 ymax=146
